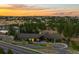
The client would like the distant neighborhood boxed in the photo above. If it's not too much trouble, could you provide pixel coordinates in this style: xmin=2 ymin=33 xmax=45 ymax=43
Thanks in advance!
xmin=0 ymin=16 xmax=79 ymax=54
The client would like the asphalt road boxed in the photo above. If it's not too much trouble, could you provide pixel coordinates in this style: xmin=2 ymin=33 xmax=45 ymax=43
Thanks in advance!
xmin=0 ymin=41 xmax=71 ymax=54
xmin=0 ymin=42 xmax=42 ymax=54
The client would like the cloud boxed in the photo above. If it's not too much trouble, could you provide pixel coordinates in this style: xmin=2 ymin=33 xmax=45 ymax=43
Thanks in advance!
xmin=0 ymin=4 xmax=79 ymax=16
xmin=0 ymin=4 xmax=46 ymax=10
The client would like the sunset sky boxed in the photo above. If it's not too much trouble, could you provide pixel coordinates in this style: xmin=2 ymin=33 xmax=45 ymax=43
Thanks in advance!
xmin=0 ymin=4 xmax=79 ymax=16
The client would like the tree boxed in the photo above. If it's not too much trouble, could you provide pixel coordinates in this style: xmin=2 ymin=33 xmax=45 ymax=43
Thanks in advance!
xmin=73 ymin=23 xmax=79 ymax=36
xmin=20 ymin=20 xmax=46 ymax=33
xmin=63 ymin=22 xmax=74 ymax=45
xmin=56 ymin=22 xmax=64 ymax=34
xmin=7 ymin=49 xmax=13 ymax=54
xmin=8 ymin=25 xmax=16 ymax=36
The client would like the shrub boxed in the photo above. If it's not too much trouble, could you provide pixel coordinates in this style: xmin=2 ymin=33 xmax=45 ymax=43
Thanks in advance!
xmin=0 ymin=48 xmax=5 ymax=54
xmin=7 ymin=49 xmax=13 ymax=54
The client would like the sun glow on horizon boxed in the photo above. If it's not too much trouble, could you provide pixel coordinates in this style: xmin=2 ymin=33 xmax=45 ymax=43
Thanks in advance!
xmin=0 ymin=4 xmax=79 ymax=16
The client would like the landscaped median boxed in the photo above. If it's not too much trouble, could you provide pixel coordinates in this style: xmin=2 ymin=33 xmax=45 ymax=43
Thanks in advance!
xmin=0 ymin=41 xmax=45 ymax=54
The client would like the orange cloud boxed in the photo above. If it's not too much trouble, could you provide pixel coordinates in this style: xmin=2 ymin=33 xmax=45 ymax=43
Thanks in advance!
xmin=0 ymin=4 xmax=79 ymax=16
